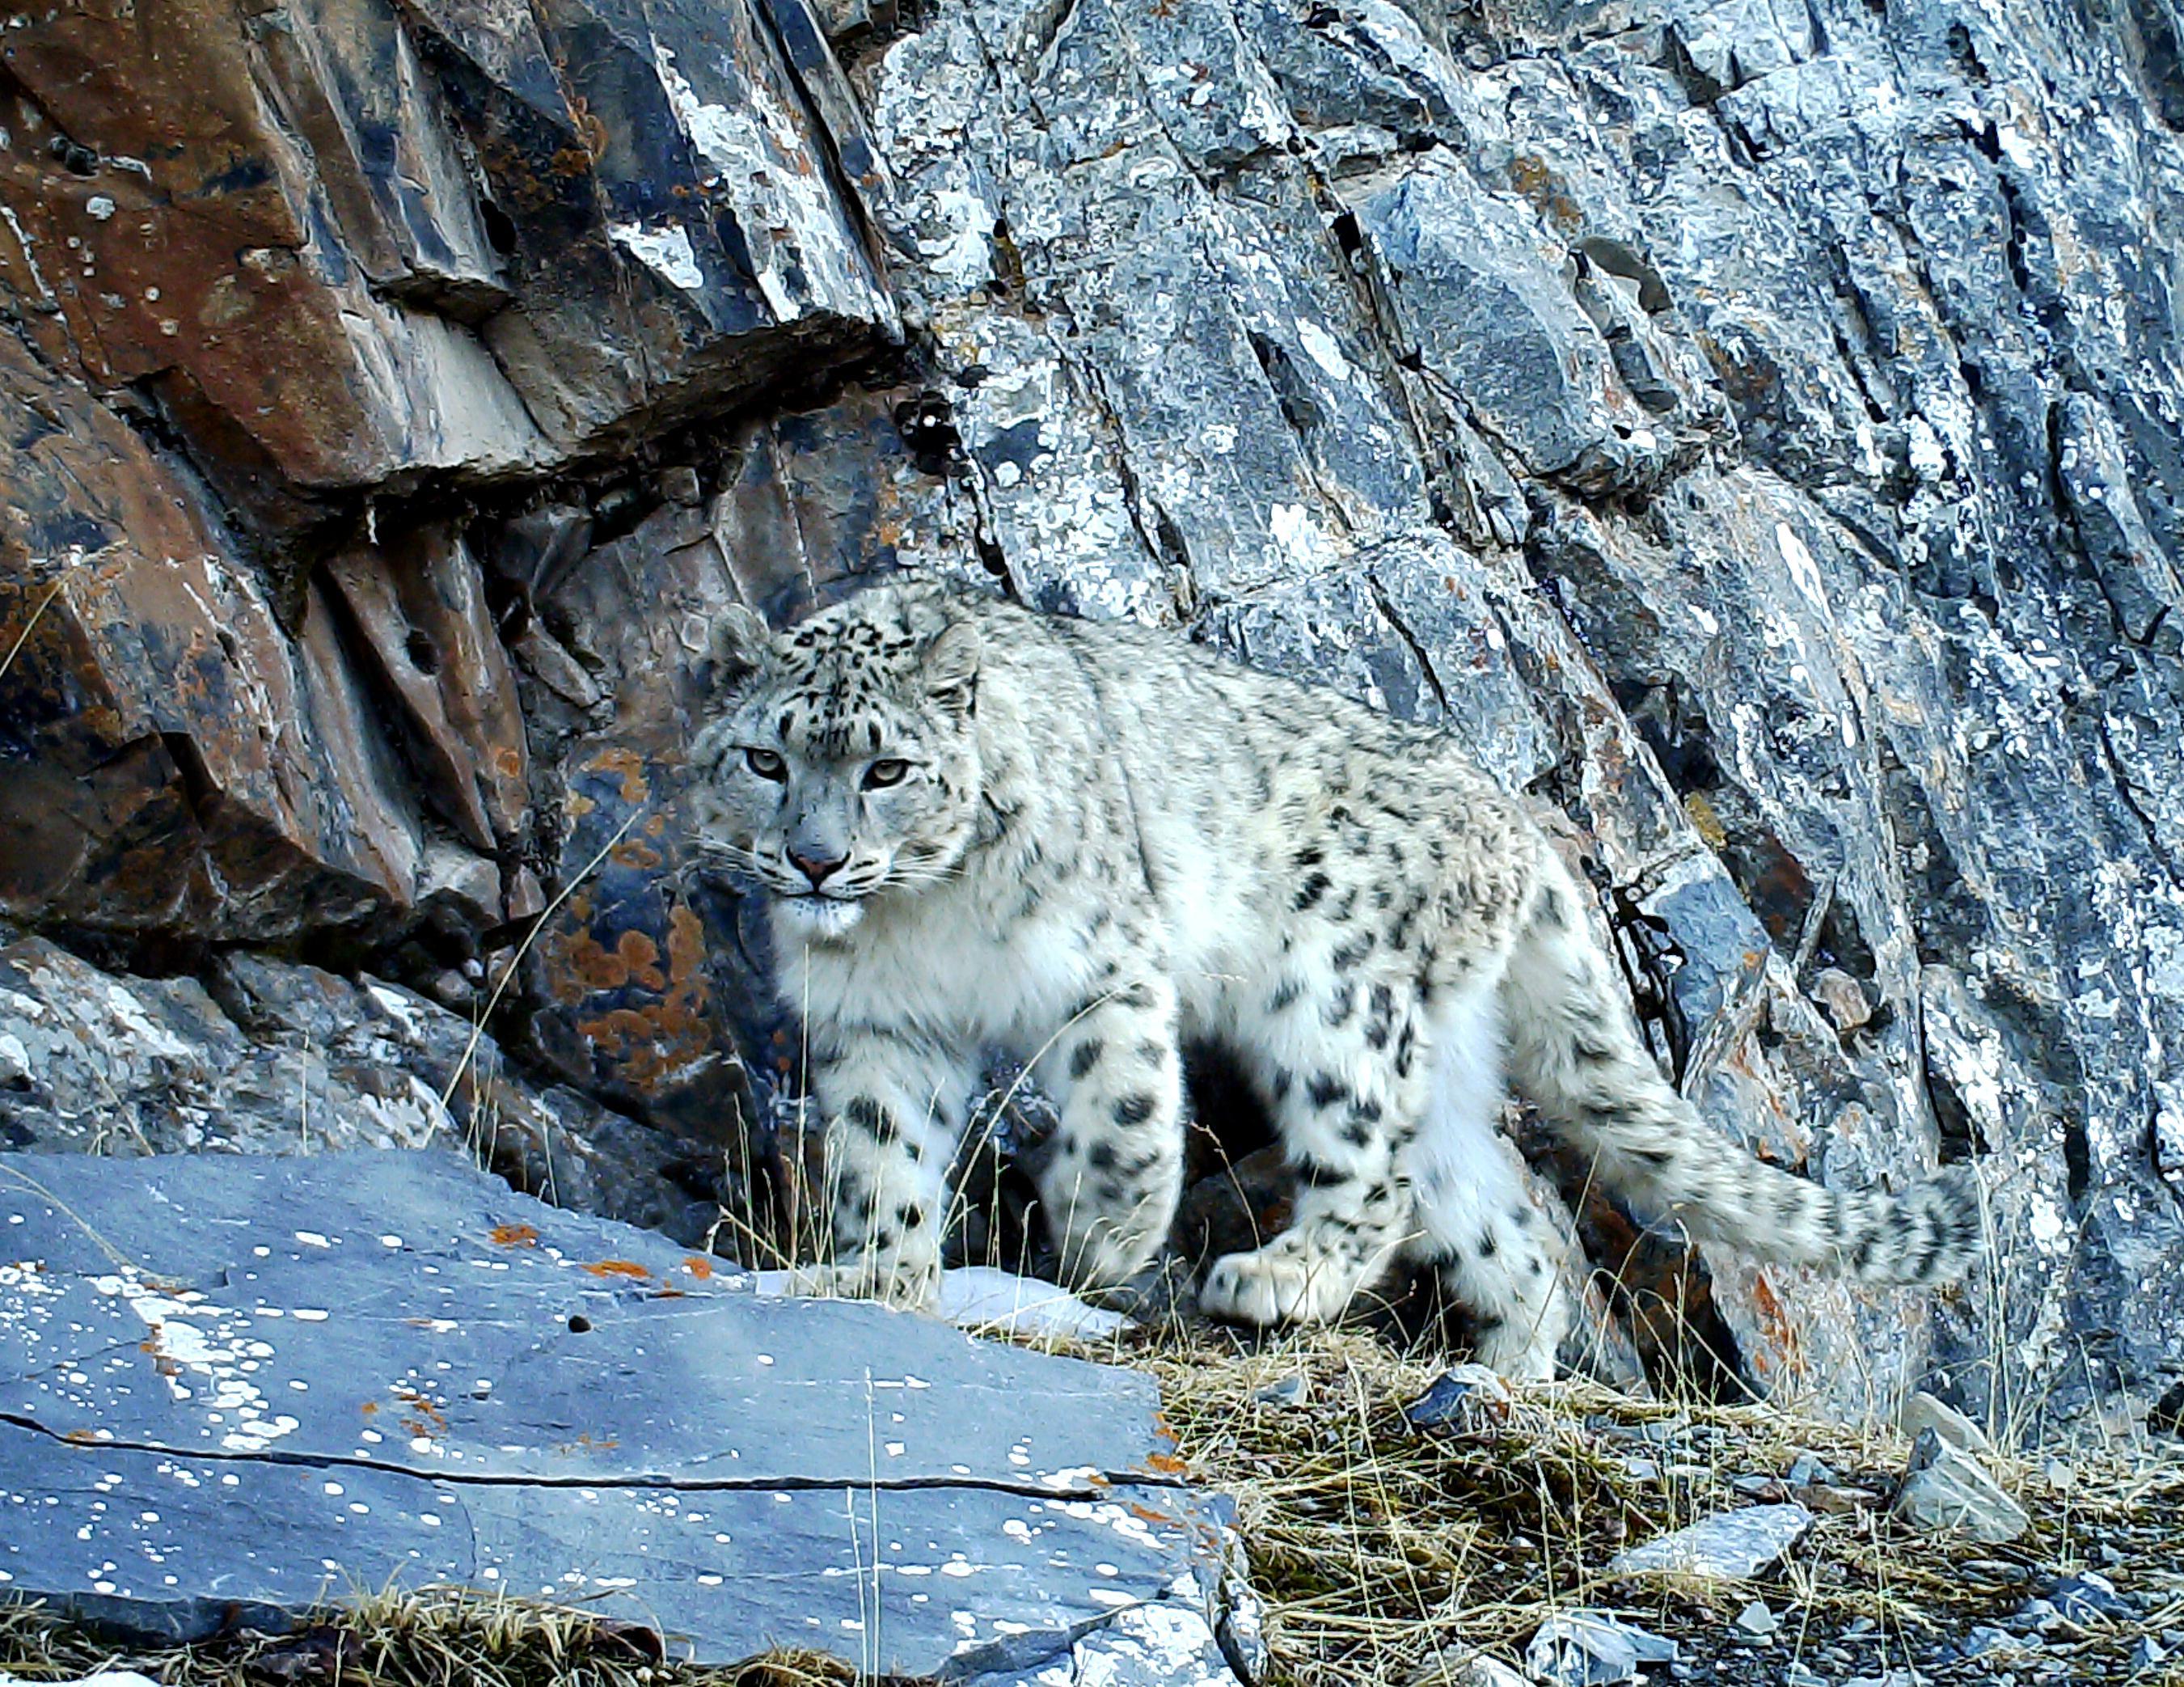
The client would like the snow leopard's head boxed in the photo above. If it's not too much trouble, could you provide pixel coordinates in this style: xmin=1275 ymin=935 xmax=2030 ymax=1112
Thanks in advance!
xmin=687 ymin=582 xmax=983 ymax=940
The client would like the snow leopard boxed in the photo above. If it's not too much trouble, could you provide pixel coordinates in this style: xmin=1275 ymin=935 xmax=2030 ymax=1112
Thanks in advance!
xmin=686 ymin=577 xmax=1980 ymax=1379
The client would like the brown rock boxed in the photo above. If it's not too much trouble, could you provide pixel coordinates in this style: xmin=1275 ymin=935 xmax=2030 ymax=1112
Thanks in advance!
xmin=0 ymin=0 xmax=893 ymax=531
xmin=0 ymin=333 xmax=420 ymax=938
xmin=1810 ymin=967 xmax=1874 ymax=1033
xmin=325 ymin=524 xmax=530 ymax=854
xmin=0 ymin=4 xmax=544 ymax=501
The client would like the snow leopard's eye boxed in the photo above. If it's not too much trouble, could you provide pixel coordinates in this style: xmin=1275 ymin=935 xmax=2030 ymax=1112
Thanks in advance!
xmin=861 ymin=759 xmax=909 ymax=790
xmin=745 ymin=747 xmax=788 ymax=781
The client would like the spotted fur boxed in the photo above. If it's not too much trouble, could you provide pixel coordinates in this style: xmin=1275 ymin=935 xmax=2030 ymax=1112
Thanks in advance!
xmin=687 ymin=579 xmax=1982 ymax=1378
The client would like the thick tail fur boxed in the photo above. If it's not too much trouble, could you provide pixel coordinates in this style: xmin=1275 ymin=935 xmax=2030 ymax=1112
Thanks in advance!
xmin=1498 ymin=856 xmax=1982 ymax=1287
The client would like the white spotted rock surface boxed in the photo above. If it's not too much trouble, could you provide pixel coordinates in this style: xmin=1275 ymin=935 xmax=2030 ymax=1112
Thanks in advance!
xmin=0 ymin=1149 xmax=1237 ymax=1679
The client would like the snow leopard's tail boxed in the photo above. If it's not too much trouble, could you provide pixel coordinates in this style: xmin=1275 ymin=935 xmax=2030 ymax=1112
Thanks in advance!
xmin=1497 ymin=853 xmax=1982 ymax=1287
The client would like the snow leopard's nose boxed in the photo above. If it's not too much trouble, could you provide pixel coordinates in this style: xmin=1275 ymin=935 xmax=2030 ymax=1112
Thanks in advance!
xmin=789 ymin=848 xmax=848 ymax=890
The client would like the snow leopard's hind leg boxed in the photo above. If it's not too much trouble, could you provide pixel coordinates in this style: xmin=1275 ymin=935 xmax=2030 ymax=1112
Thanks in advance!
xmin=1400 ymin=984 xmax=1572 ymax=1381
xmin=1500 ymin=855 xmax=1983 ymax=1285
xmin=1198 ymin=962 xmax=1434 ymax=1327
xmin=1031 ymin=969 xmax=1189 ymax=1295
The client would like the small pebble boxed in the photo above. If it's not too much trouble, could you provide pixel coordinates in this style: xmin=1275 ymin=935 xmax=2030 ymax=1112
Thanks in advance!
xmin=2043 ymin=1568 xmax=2135 ymax=1623
xmin=1731 ymin=1599 xmax=1779 ymax=1638
xmin=1405 ymin=1364 xmax=1511 ymax=1433
xmin=1962 ymin=1624 xmax=2025 ymax=1657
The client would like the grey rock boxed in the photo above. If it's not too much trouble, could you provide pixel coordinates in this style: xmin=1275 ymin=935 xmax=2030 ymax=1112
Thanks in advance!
xmin=1406 ymin=1651 xmax=1531 ymax=1687
xmin=1899 ymin=1392 xmax=1995 ymax=1457
xmin=0 ymin=939 xmax=714 ymax=1245
xmin=2007 ymin=1596 xmax=2057 ymax=1632
xmin=0 ymin=1149 xmax=1231 ymax=1676
xmin=1217 ymin=1570 xmax=1269 ymax=1684
xmin=1526 ymin=1610 xmax=1679 ymax=1685
xmin=1405 ymin=1364 xmax=1514 ymax=1433
xmin=1962 ymin=1624 xmax=2028 ymax=1658
xmin=1890 ymin=1429 xmax=2031 ymax=1543
xmin=1607 ymin=1503 xmax=1813 ymax=1579
xmin=1251 ymin=1373 xmax=1309 ymax=1409
xmin=1615 ymin=1418 xmax=1693 ymax=1445
xmin=964 ymin=1600 xmax=1243 ymax=1685
xmin=0 ymin=936 xmax=436 ymax=1159
xmin=2041 ymin=1570 xmax=2136 ymax=1624
xmin=1731 ymin=1600 xmax=1779 ymax=1638
xmin=1348 ymin=156 xmax=1696 ymax=495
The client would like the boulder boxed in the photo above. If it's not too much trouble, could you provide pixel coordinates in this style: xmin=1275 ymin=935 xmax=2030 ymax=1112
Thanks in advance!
xmin=0 ymin=0 xmax=894 ymax=504
xmin=0 ymin=937 xmax=715 ymax=1243
xmin=0 ymin=1148 xmax=1238 ymax=1679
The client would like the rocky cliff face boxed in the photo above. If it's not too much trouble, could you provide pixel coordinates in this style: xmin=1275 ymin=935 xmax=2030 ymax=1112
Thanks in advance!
xmin=2 ymin=0 xmax=2179 ymax=1438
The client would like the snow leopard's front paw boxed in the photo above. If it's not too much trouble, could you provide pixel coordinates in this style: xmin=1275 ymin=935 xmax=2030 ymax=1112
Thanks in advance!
xmin=1464 ymin=1312 xmax=1561 ymax=1383
xmin=788 ymin=1249 xmax=942 ymax=1311
xmin=1198 ymin=1240 xmax=1359 ymax=1326
xmin=1052 ymin=1220 xmax=1165 ymax=1300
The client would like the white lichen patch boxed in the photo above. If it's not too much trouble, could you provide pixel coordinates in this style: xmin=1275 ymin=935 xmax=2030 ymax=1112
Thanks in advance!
xmin=1049 ymin=1498 xmax=1168 ymax=1554
xmin=650 ymin=42 xmax=891 ymax=328
xmin=88 ymin=1267 xmax=300 ymax=1453
xmin=610 ymin=222 xmax=705 ymax=294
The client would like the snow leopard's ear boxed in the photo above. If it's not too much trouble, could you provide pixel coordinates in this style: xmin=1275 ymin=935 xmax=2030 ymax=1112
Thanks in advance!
xmin=922 ymin=619 xmax=981 ymax=717
xmin=708 ymin=604 xmax=774 ymax=692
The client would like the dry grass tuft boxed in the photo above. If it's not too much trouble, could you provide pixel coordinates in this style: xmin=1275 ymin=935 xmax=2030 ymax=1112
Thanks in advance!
xmin=0 ymin=1589 xmax=854 ymax=1687
xmin=1131 ymin=1325 xmax=2184 ymax=1687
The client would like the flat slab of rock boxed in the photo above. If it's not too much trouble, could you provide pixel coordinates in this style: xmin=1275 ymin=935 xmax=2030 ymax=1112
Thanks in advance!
xmin=1606 ymin=1503 xmax=1813 ymax=1579
xmin=1890 ymin=1429 xmax=2031 ymax=1543
xmin=0 ymin=1150 xmax=1234 ymax=1680
xmin=1526 ymin=1610 xmax=1679 ymax=1685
